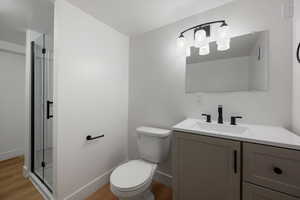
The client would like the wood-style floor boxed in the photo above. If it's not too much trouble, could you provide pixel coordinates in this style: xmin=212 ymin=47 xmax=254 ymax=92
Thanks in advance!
xmin=0 ymin=156 xmax=172 ymax=200
xmin=0 ymin=156 xmax=43 ymax=200
xmin=87 ymin=181 xmax=172 ymax=200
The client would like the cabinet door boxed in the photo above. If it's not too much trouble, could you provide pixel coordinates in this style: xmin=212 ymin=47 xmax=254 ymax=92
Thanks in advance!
xmin=243 ymin=183 xmax=300 ymax=200
xmin=173 ymin=132 xmax=241 ymax=200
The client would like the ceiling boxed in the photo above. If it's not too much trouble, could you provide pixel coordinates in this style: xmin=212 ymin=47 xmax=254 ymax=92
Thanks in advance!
xmin=0 ymin=0 xmax=54 ymax=45
xmin=67 ymin=0 xmax=234 ymax=36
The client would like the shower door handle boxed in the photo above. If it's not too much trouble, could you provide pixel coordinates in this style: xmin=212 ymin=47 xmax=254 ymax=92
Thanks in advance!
xmin=297 ymin=42 xmax=300 ymax=63
xmin=47 ymin=100 xmax=53 ymax=119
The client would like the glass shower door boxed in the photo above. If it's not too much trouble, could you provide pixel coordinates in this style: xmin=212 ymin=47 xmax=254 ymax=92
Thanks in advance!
xmin=31 ymin=34 xmax=53 ymax=192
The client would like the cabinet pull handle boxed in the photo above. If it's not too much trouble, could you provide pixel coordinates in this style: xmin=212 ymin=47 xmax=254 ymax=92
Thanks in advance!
xmin=273 ymin=167 xmax=283 ymax=175
xmin=234 ymin=150 xmax=237 ymax=174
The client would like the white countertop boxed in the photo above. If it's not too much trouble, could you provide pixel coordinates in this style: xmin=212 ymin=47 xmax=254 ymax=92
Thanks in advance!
xmin=173 ymin=118 xmax=300 ymax=150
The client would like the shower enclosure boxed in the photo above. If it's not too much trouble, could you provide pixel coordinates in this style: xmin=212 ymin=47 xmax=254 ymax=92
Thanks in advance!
xmin=31 ymin=34 xmax=53 ymax=192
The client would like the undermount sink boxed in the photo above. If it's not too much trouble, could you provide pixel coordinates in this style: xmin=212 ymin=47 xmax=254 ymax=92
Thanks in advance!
xmin=192 ymin=121 xmax=248 ymax=134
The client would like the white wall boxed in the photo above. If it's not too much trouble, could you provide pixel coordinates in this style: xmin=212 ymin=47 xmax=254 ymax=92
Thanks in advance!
xmin=292 ymin=0 xmax=300 ymax=135
xmin=129 ymin=0 xmax=293 ymax=177
xmin=0 ymin=41 xmax=26 ymax=161
xmin=53 ymin=0 xmax=129 ymax=199
xmin=0 ymin=40 xmax=25 ymax=54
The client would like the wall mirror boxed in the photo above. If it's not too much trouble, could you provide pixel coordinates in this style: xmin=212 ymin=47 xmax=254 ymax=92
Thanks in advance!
xmin=185 ymin=30 xmax=269 ymax=93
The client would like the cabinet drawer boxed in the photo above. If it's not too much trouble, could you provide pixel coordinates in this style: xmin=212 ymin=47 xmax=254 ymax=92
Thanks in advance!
xmin=244 ymin=143 xmax=300 ymax=197
xmin=243 ymin=183 xmax=300 ymax=200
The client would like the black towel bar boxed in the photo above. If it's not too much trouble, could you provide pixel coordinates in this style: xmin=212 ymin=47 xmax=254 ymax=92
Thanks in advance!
xmin=86 ymin=134 xmax=104 ymax=141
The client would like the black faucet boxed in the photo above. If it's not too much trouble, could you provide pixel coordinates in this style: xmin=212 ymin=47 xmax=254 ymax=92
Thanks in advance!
xmin=230 ymin=116 xmax=243 ymax=125
xmin=202 ymin=114 xmax=211 ymax=123
xmin=218 ymin=105 xmax=223 ymax=124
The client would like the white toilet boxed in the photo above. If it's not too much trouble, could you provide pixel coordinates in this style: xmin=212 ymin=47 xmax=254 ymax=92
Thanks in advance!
xmin=110 ymin=126 xmax=171 ymax=200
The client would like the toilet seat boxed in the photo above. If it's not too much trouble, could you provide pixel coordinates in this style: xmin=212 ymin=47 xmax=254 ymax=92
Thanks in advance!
xmin=110 ymin=160 xmax=157 ymax=193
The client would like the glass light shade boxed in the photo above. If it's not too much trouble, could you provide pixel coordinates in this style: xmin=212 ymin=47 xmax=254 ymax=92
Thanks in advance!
xmin=195 ymin=29 xmax=209 ymax=48
xmin=177 ymin=35 xmax=186 ymax=48
xmin=186 ymin=46 xmax=191 ymax=57
xmin=218 ymin=24 xmax=229 ymax=39
xmin=217 ymin=23 xmax=230 ymax=51
xmin=199 ymin=44 xmax=210 ymax=55
xmin=195 ymin=29 xmax=206 ymax=42
xmin=217 ymin=38 xmax=231 ymax=51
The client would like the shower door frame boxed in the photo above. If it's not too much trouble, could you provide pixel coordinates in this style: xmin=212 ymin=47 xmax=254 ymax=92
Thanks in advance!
xmin=30 ymin=38 xmax=53 ymax=193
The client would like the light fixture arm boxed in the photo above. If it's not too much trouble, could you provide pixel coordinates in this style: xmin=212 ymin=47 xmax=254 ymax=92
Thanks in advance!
xmin=179 ymin=20 xmax=227 ymax=36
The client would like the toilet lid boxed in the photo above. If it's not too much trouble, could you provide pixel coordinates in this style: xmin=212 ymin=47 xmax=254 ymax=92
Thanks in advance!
xmin=110 ymin=160 xmax=156 ymax=192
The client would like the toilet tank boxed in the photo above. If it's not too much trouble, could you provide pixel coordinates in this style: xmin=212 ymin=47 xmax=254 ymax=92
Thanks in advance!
xmin=136 ymin=126 xmax=172 ymax=163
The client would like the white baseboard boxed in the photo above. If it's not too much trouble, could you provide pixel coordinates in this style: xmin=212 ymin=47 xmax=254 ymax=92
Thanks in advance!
xmin=154 ymin=170 xmax=172 ymax=187
xmin=64 ymin=169 xmax=113 ymax=200
xmin=23 ymin=165 xmax=29 ymax=178
xmin=0 ymin=149 xmax=23 ymax=161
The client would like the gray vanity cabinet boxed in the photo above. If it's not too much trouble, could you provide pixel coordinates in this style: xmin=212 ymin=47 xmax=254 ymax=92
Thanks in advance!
xmin=243 ymin=183 xmax=299 ymax=200
xmin=173 ymin=131 xmax=241 ymax=200
xmin=243 ymin=143 xmax=300 ymax=198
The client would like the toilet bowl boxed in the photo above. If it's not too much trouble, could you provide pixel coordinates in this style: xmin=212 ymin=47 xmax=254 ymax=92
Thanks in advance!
xmin=110 ymin=160 xmax=157 ymax=200
xmin=110 ymin=126 xmax=171 ymax=200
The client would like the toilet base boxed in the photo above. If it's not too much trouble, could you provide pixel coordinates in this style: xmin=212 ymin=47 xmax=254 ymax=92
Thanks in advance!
xmin=118 ymin=188 xmax=154 ymax=200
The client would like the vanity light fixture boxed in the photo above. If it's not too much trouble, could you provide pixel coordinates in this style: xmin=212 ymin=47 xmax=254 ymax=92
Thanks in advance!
xmin=177 ymin=20 xmax=231 ymax=57
xmin=177 ymin=34 xmax=186 ymax=48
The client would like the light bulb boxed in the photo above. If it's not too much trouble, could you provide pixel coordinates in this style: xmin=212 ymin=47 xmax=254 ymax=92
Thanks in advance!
xmin=195 ymin=29 xmax=206 ymax=42
xmin=199 ymin=44 xmax=210 ymax=55
xmin=195 ymin=29 xmax=209 ymax=48
xmin=177 ymin=35 xmax=186 ymax=48
xmin=217 ymin=38 xmax=230 ymax=51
